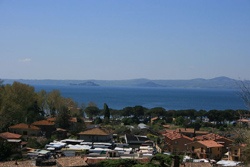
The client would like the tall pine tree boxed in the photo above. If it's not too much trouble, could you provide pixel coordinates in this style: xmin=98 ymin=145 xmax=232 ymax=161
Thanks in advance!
xmin=103 ymin=103 xmax=110 ymax=123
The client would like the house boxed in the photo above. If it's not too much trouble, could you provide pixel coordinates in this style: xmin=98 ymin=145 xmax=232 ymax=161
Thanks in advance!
xmin=124 ymin=134 xmax=149 ymax=148
xmin=237 ymin=118 xmax=250 ymax=127
xmin=162 ymin=131 xmax=193 ymax=154
xmin=46 ymin=117 xmax=81 ymax=131
xmin=194 ymin=133 xmax=233 ymax=154
xmin=84 ymin=119 xmax=94 ymax=129
xmin=227 ymin=144 xmax=246 ymax=161
xmin=8 ymin=123 xmax=41 ymax=138
xmin=32 ymin=119 xmax=56 ymax=138
xmin=186 ymin=140 xmax=223 ymax=160
xmin=78 ymin=127 xmax=112 ymax=142
xmin=0 ymin=132 xmax=22 ymax=151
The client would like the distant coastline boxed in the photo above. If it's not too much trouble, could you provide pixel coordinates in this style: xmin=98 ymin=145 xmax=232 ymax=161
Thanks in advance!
xmin=2 ymin=76 xmax=250 ymax=89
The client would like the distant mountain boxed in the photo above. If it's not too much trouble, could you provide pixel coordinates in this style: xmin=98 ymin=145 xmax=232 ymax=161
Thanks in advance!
xmin=153 ymin=76 xmax=238 ymax=89
xmin=2 ymin=76 xmax=249 ymax=89
xmin=70 ymin=81 xmax=99 ymax=86
xmin=136 ymin=81 xmax=164 ymax=87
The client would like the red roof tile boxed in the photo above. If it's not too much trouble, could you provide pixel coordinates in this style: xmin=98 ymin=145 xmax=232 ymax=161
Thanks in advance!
xmin=47 ymin=117 xmax=77 ymax=123
xmin=197 ymin=140 xmax=223 ymax=148
xmin=194 ymin=133 xmax=233 ymax=142
xmin=78 ymin=127 xmax=110 ymax=136
xmin=32 ymin=120 xmax=55 ymax=126
xmin=0 ymin=132 xmax=21 ymax=139
xmin=9 ymin=123 xmax=40 ymax=130
xmin=164 ymin=131 xmax=192 ymax=141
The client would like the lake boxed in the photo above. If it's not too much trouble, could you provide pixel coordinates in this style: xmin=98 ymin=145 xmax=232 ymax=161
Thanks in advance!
xmin=33 ymin=85 xmax=246 ymax=111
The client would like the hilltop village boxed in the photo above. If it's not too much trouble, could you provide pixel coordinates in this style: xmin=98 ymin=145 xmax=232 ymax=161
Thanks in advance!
xmin=0 ymin=81 xmax=250 ymax=167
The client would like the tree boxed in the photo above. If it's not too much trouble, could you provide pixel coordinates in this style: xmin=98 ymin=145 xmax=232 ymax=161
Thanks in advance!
xmin=150 ymin=154 xmax=172 ymax=167
xmin=195 ymin=110 xmax=207 ymax=122
xmin=110 ymin=109 xmax=121 ymax=120
xmin=79 ymin=103 xmax=86 ymax=118
xmin=37 ymin=89 xmax=48 ymax=115
xmin=55 ymin=106 xmax=71 ymax=129
xmin=47 ymin=90 xmax=62 ymax=116
xmin=133 ymin=105 xmax=146 ymax=118
xmin=0 ymin=82 xmax=37 ymax=130
xmin=70 ymin=116 xmax=86 ymax=135
xmin=147 ymin=107 xmax=166 ymax=118
xmin=239 ymin=80 xmax=250 ymax=109
xmin=26 ymin=100 xmax=44 ymax=125
xmin=237 ymin=81 xmax=250 ymax=164
xmin=122 ymin=107 xmax=133 ymax=117
xmin=103 ymin=103 xmax=110 ymax=123
xmin=0 ymin=140 xmax=12 ymax=161
xmin=206 ymin=110 xmax=219 ymax=125
xmin=84 ymin=106 xmax=100 ymax=120
xmin=174 ymin=116 xmax=184 ymax=126
xmin=0 ymin=79 xmax=3 ymax=86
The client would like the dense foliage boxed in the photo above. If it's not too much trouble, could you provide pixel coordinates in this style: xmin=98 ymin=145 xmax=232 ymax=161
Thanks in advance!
xmin=0 ymin=81 xmax=83 ymax=132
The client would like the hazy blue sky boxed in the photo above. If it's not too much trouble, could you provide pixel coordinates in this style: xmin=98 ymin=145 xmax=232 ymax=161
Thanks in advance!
xmin=1 ymin=0 xmax=250 ymax=80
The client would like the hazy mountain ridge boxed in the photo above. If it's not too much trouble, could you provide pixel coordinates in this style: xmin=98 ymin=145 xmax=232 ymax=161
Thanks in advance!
xmin=3 ymin=76 xmax=249 ymax=89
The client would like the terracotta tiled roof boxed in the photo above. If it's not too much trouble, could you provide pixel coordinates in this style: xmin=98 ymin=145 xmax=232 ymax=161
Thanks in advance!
xmin=165 ymin=128 xmax=208 ymax=136
xmin=0 ymin=160 xmax=41 ymax=167
xmin=9 ymin=123 xmax=40 ymax=130
xmin=0 ymin=132 xmax=21 ymax=139
xmin=151 ymin=117 xmax=158 ymax=121
xmin=194 ymin=133 xmax=233 ymax=142
xmin=197 ymin=140 xmax=223 ymax=148
xmin=56 ymin=157 xmax=88 ymax=166
xmin=237 ymin=118 xmax=250 ymax=122
xmin=32 ymin=119 xmax=55 ymax=126
xmin=47 ymin=117 xmax=78 ymax=123
xmin=78 ymin=127 xmax=110 ymax=136
xmin=164 ymin=131 xmax=192 ymax=141
xmin=176 ymin=128 xmax=195 ymax=133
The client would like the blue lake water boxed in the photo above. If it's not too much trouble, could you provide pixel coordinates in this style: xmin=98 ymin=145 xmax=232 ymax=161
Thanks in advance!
xmin=33 ymin=85 xmax=246 ymax=111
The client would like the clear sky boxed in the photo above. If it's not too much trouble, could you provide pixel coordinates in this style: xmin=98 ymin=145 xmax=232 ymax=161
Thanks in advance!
xmin=0 ymin=0 xmax=250 ymax=80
